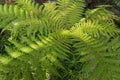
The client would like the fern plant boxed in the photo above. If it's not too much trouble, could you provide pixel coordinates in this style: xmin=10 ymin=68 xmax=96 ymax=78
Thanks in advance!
xmin=0 ymin=0 xmax=120 ymax=80
xmin=113 ymin=0 xmax=120 ymax=6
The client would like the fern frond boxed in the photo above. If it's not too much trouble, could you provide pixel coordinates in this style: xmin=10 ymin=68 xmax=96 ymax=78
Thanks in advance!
xmin=0 ymin=4 xmax=25 ymax=17
xmin=72 ymin=28 xmax=120 ymax=80
xmin=0 ymin=0 xmax=42 ymax=22
xmin=0 ymin=0 xmax=120 ymax=80
xmin=0 ymin=4 xmax=39 ymax=29
xmin=72 ymin=19 xmax=120 ymax=38
xmin=57 ymin=0 xmax=85 ymax=28
xmin=16 ymin=0 xmax=40 ymax=14
xmin=85 ymin=5 xmax=119 ymax=21
xmin=0 ymin=29 xmax=70 ymax=80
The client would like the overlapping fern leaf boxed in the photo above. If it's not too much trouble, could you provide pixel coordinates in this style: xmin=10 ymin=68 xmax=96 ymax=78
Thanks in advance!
xmin=0 ymin=29 xmax=70 ymax=80
xmin=0 ymin=1 xmax=70 ymax=79
xmin=0 ymin=0 xmax=120 ymax=80
xmin=71 ymin=19 xmax=120 ymax=80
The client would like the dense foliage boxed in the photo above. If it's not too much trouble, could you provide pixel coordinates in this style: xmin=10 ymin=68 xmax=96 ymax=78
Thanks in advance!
xmin=0 ymin=0 xmax=120 ymax=80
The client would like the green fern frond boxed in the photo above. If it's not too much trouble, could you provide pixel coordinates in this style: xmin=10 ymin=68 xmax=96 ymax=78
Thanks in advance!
xmin=0 ymin=4 xmax=39 ymax=29
xmin=0 ymin=54 xmax=46 ymax=80
xmin=16 ymin=0 xmax=40 ymax=14
xmin=85 ymin=5 xmax=119 ymax=21
xmin=0 ymin=29 xmax=70 ymax=80
xmin=72 ymin=29 xmax=120 ymax=80
xmin=0 ymin=0 xmax=42 ymax=22
xmin=57 ymin=0 xmax=85 ymax=28
xmin=0 ymin=4 xmax=25 ymax=17
xmin=72 ymin=19 xmax=120 ymax=38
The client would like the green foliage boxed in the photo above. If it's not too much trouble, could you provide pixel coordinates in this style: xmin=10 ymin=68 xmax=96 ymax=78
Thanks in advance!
xmin=0 ymin=0 xmax=120 ymax=80
xmin=113 ymin=0 xmax=120 ymax=6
